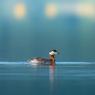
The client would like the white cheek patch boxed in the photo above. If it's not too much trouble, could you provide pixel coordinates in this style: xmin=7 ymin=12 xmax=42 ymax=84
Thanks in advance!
xmin=49 ymin=51 xmax=54 ymax=55
xmin=49 ymin=51 xmax=57 ymax=55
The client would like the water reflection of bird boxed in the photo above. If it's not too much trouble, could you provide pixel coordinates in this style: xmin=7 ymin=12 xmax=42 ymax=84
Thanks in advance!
xmin=49 ymin=65 xmax=55 ymax=94
xmin=28 ymin=49 xmax=59 ymax=65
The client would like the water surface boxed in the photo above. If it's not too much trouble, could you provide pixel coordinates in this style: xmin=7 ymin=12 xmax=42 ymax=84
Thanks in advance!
xmin=0 ymin=62 xmax=95 ymax=95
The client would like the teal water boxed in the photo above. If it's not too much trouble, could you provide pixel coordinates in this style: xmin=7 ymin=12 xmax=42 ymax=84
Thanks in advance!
xmin=0 ymin=62 xmax=95 ymax=95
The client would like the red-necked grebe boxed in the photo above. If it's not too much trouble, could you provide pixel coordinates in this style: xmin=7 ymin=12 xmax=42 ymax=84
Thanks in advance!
xmin=28 ymin=50 xmax=59 ymax=65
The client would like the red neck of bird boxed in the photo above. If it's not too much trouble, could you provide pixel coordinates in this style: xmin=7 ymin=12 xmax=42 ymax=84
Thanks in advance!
xmin=49 ymin=55 xmax=55 ymax=65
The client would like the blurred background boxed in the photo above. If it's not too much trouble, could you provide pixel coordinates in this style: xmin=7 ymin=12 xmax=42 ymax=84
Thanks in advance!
xmin=0 ymin=0 xmax=95 ymax=62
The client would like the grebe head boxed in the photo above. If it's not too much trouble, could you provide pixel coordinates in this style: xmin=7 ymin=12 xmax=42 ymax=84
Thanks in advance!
xmin=49 ymin=49 xmax=59 ymax=55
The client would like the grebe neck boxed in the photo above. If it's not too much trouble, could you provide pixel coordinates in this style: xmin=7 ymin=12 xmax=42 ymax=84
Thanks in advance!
xmin=49 ymin=55 xmax=55 ymax=65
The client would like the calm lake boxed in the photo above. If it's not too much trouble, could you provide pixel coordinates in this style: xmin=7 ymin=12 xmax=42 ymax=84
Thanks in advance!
xmin=0 ymin=62 xmax=95 ymax=95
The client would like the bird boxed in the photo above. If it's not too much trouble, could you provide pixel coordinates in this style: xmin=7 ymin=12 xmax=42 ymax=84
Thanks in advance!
xmin=28 ymin=49 xmax=60 ymax=65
